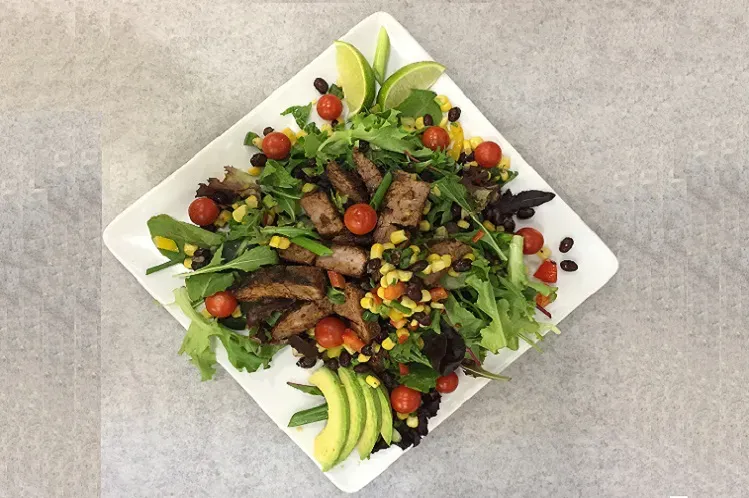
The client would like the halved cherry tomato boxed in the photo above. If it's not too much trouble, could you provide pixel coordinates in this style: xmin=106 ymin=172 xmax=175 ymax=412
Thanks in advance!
xmin=474 ymin=141 xmax=502 ymax=168
xmin=188 ymin=197 xmax=220 ymax=226
xmin=382 ymin=281 xmax=406 ymax=301
xmin=314 ymin=316 xmax=346 ymax=348
xmin=342 ymin=328 xmax=365 ymax=352
xmin=397 ymin=334 xmax=409 ymax=344
xmin=436 ymin=372 xmax=459 ymax=393
xmin=316 ymin=94 xmax=343 ymax=121
xmin=262 ymin=132 xmax=291 ymax=160
xmin=344 ymin=203 xmax=377 ymax=235
xmin=327 ymin=270 xmax=345 ymax=288
xmin=534 ymin=260 xmax=558 ymax=283
xmin=471 ymin=230 xmax=485 ymax=243
xmin=399 ymin=363 xmax=410 ymax=376
xmin=535 ymin=293 xmax=552 ymax=308
xmin=421 ymin=126 xmax=450 ymax=151
xmin=371 ymin=290 xmax=383 ymax=306
xmin=204 ymin=291 xmax=237 ymax=318
xmin=390 ymin=385 xmax=421 ymax=414
xmin=429 ymin=287 xmax=449 ymax=302
xmin=515 ymin=227 xmax=544 ymax=254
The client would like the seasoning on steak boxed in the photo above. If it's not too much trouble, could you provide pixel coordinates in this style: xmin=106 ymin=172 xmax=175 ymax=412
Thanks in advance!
xmin=326 ymin=161 xmax=368 ymax=204
xmin=300 ymin=191 xmax=345 ymax=238
xmin=372 ymin=171 xmax=429 ymax=243
xmin=422 ymin=240 xmax=472 ymax=286
xmin=271 ymin=300 xmax=333 ymax=341
xmin=352 ymin=149 xmax=383 ymax=196
xmin=333 ymin=283 xmax=380 ymax=343
xmin=315 ymin=244 xmax=368 ymax=278
xmin=234 ymin=266 xmax=327 ymax=301
xmin=372 ymin=214 xmax=400 ymax=244
xmin=331 ymin=231 xmax=373 ymax=246
xmin=279 ymin=243 xmax=317 ymax=265
xmin=241 ymin=298 xmax=295 ymax=328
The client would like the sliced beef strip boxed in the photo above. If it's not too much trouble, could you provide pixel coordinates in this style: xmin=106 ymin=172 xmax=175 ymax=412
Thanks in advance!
xmin=422 ymin=240 xmax=473 ymax=287
xmin=331 ymin=231 xmax=373 ymax=246
xmin=315 ymin=244 xmax=368 ymax=278
xmin=326 ymin=161 xmax=368 ymax=204
xmin=333 ymin=283 xmax=380 ymax=343
xmin=372 ymin=213 xmax=400 ymax=244
xmin=279 ymin=243 xmax=317 ymax=265
xmin=234 ymin=266 xmax=327 ymax=301
xmin=272 ymin=299 xmax=333 ymax=341
xmin=380 ymin=171 xmax=430 ymax=227
xmin=300 ymin=191 xmax=345 ymax=238
xmin=352 ymin=149 xmax=383 ymax=195
xmin=241 ymin=298 xmax=295 ymax=328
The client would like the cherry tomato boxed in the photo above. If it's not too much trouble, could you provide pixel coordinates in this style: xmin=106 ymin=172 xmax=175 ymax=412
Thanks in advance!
xmin=188 ymin=197 xmax=220 ymax=226
xmin=399 ymin=363 xmax=410 ymax=376
xmin=262 ymin=132 xmax=291 ymax=160
xmin=436 ymin=372 xmax=459 ymax=393
xmin=316 ymin=94 xmax=343 ymax=121
xmin=205 ymin=291 xmax=237 ymax=318
xmin=390 ymin=385 xmax=421 ymax=414
xmin=327 ymin=270 xmax=345 ymax=288
xmin=474 ymin=141 xmax=502 ymax=168
xmin=535 ymin=292 xmax=552 ymax=308
xmin=344 ymin=203 xmax=378 ymax=235
xmin=314 ymin=316 xmax=346 ymax=348
xmin=534 ymin=260 xmax=558 ymax=283
xmin=515 ymin=227 xmax=544 ymax=254
xmin=342 ymin=328 xmax=365 ymax=352
xmin=421 ymin=126 xmax=450 ymax=151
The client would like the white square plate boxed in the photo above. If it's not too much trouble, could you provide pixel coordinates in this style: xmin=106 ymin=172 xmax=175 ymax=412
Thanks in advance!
xmin=103 ymin=12 xmax=618 ymax=493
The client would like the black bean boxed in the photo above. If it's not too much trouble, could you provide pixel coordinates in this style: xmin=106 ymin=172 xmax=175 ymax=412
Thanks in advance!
xmin=250 ymin=153 xmax=267 ymax=167
xmin=324 ymin=358 xmax=339 ymax=371
xmin=388 ymin=250 xmax=401 ymax=266
xmin=423 ymin=114 xmax=434 ymax=126
xmin=365 ymin=258 xmax=382 ymax=274
xmin=560 ymin=260 xmax=578 ymax=272
xmin=381 ymin=371 xmax=397 ymax=390
xmin=453 ymin=258 xmax=473 ymax=272
xmin=209 ymin=190 xmax=232 ymax=207
xmin=405 ymin=281 xmax=424 ymax=302
xmin=559 ymin=237 xmax=574 ymax=253
xmin=313 ymin=77 xmax=329 ymax=94
xmin=263 ymin=126 xmax=274 ymax=136
xmin=457 ymin=152 xmax=467 ymax=165
xmin=465 ymin=151 xmax=475 ymax=163
xmin=445 ymin=222 xmax=459 ymax=234
xmin=412 ymin=311 xmax=431 ymax=327
xmin=191 ymin=248 xmax=212 ymax=270
xmin=359 ymin=280 xmax=373 ymax=291
xmin=517 ymin=207 xmax=535 ymax=219
xmin=447 ymin=107 xmax=461 ymax=122
xmin=484 ymin=206 xmax=503 ymax=226
xmin=353 ymin=363 xmax=371 ymax=374
xmin=358 ymin=140 xmax=370 ymax=152
xmin=360 ymin=344 xmax=374 ymax=356
xmin=451 ymin=203 xmax=462 ymax=221
xmin=199 ymin=224 xmax=217 ymax=233
xmin=296 ymin=356 xmax=317 ymax=369
xmin=338 ymin=350 xmax=352 ymax=367
xmin=331 ymin=119 xmax=339 ymax=128
xmin=408 ymin=260 xmax=429 ymax=273
xmin=500 ymin=217 xmax=516 ymax=233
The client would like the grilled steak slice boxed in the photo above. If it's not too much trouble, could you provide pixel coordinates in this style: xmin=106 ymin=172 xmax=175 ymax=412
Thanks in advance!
xmin=242 ymin=298 xmax=295 ymax=328
xmin=331 ymin=232 xmax=373 ymax=246
xmin=235 ymin=266 xmax=327 ymax=301
xmin=422 ymin=240 xmax=473 ymax=286
xmin=300 ymin=191 xmax=345 ymax=238
xmin=380 ymin=171 xmax=430 ymax=227
xmin=279 ymin=243 xmax=317 ymax=265
xmin=353 ymin=149 xmax=383 ymax=195
xmin=333 ymin=283 xmax=380 ymax=343
xmin=272 ymin=299 xmax=333 ymax=341
xmin=326 ymin=161 xmax=368 ymax=203
xmin=372 ymin=213 xmax=400 ymax=244
xmin=315 ymin=244 xmax=368 ymax=277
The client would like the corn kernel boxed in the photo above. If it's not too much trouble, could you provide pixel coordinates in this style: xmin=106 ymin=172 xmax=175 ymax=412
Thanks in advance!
xmin=343 ymin=344 xmax=356 ymax=354
xmin=419 ymin=220 xmax=431 ymax=232
xmin=269 ymin=235 xmax=282 ymax=248
xmin=431 ymin=185 xmax=441 ymax=197
xmin=296 ymin=129 xmax=308 ymax=138
xmin=396 ymin=328 xmax=409 ymax=338
xmin=483 ymin=220 xmax=496 ymax=232
xmin=498 ymin=156 xmax=511 ymax=170
xmin=410 ymin=319 xmax=419 ymax=328
xmin=320 ymin=123 xmax=333 ymax=135
xmin=277 ymin=237 xmax=291 ymax=250
xmin=462 ymin=139 xmax=473 ymax=154
xmin=381 ymin=337 xmax=396 ymax=350
xmin=153 ymin=236 xmax=178 ymax=252
xmin=380 ymin=262 xmax=395 ymax=275
xmin=231 ymin=306 xmax=242 ymax=318
xmin=401 ymin=296 xmax=418 ymax=310
xmin=392 ymin=318 xmax=408 ymax=329
xmin=373 ymin=343 xmax=381 ymax=353
xmin=427 ymin=253 xmax=441 ymax=263
xmin=500 ymin=170 xmax=510 ymax=182
xmin=430 ymin=260 xmax=447 ymax=272
xmin=422 ymin=200 xmax=432 ymax=215
xmin=435 ymin=94 xmax=450 ymax=106
xmin=317 ymin=344 xmax=327 ymax=352
xmin=409 ymin=245 xmax=421 ymax=255
xmin=435 ymin=226 xmax=448 ymax=238
xmin=365 ymin=375 xmax=381 ymax=388
xmin=441 ymin=254 xmax=453 ymax=267
xmin=377 ymin=287 xmax=386 ymax=299
xmin=301 ymin=182 xmax=317 ymax=193
xmin=402 ymin=124 xmax=415 ymax=132
xmin=233 ymin=204 xmax=248 ymax=223
xmin=415 ymin=116 xmax=425 ymax=130
xmin=537 ymin=246 xmax=552 ymax=260
xmin=382 ymin=242 xmax=396 ymax=250
xmin=358 ymin=354 xmax=370 ymax=363
xmin=397 ymin=270 xmax=413 ymax=282
xmin=448 ymin=269 xmax=461 ymax=278
xmin=410 ymin=254 xmax=418 ymax=265
xmin=414 ymin=305 xmax=426 ymax=313
xmin=466 ymin=161 xmax=478 ymax=168
xmin=201 ymin=309 xmax=212 ymax=319
xmin=251 ymin=137 xmax=263 ymax=148
xmin=380 ymin=275 xmax=390 ymax=288
xmin=396 ymin=411 xmax=410 ymax=420
xmin=360 ymin=297 xmax=374 ymax=310
xmin=306 ymin=328 xmax=315 ymax=337
xmin=183 ymin=257 xmax=192 ymax=269
xmin=417 ymin=337 xmax=425 ymax=349
xmin=469 ymin=137 xmax=484 ymax=149
xmin=281 ymin=127 xmax=297 ymax=144
xmin=243 ymin=195 xmax=258 ymax=209
xmin=232 ymin=202 xmax=242 ymax=210
xmin=327 ymin=345 xmax=343 ymax=358
xmin=183 ymin=243 xmax=198 ymax=256
xmin=389 ymin=308 xmax=405 ymax=322
xmin=401 ymin=117 xmax=415 ymax=127
xmin=370 ymin=243 xmax=384 ymax=260
xmin=464 ymin=253 xmax=476 ymax=261
xmin=421 ymin=265 xmax=433 ymax=275
xmin=421 ymin=289 xmax=432 ymax=302
xmin=457 ymin=220 xmax=470 ymax=229
xmin=390 ymin=230 xmax=408 ymax=245
xmin=431 ymin=302 xmax=445 ymax=309
xmin=406 ymin=415 xmax=419 ymax=428
xmin=439 ymin=115 xmax=448 ymax=128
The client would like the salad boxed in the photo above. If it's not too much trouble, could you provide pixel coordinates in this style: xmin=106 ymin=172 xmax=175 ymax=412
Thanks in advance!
xmin=146 ymin=29 xmax=579 ymax=470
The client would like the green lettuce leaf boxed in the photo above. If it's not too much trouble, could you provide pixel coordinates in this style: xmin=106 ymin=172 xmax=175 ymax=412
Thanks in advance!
xmin=281 ymin=103 xmax=312 ymax=128
xmin=400 ymin=363 xmax=439 ymax=393
xmin=185 ymin=272 xmax=234 ymax=301
xmin=147 ymin=214 xmax=224 ymax=253
xmin=465 ymin=274 xmax=507 ymax=352
xmin=183 ymin=246 xmax=278 ymax=276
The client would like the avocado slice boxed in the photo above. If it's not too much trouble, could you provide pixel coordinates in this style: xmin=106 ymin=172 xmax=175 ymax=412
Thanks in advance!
xmin=356 ymin=375 xmax=382 ymax=459
xmin=309 ymin=367 xmax=349 ymax=471
xmin=336 ymin=368 xmax=366 ymax=464
xmin=375 ymin=385 xmax=393 ymax=445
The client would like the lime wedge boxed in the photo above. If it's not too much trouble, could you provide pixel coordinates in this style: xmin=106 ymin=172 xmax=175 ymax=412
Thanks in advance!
xmin=334 ymin=40 xmax=376 ymax=116
xmin=377 ymin=61 xmax=446 ymax=110
xmin=372 ymin=27 xmax=390 ymax=84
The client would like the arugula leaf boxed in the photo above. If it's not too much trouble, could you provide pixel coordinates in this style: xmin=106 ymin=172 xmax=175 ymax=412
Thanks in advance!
xmin=185 ymin=272 xmax=234 ymax=301
xmin=244 ymin=131 xmax=259 ymax=146
xmin=281 ymin=103 xmax=312 ymax=128
xmin=400 ymin=363 xmax=439 ymax=393
xmin=396 ymin=89 xmax=442 ymax=124
xmin=465 ymin=274 xmax=507 ymax=352
xmin=326 ymin=287 xmax=346 ymax=305
xmin=389 ymin=334 xmax=432 ymax=368
xmin=302 ymin=133 xmax=323 ymax=158
xmin=287 ymin=382 xmax=323 ymax=396
xmin=258 ymin=160 xmax=302 ymax=220
xmin=147 ymin=214 xmax=224 ymax=253
xmin=184 ymin=246 xmax=278 ymax=276
xmin=328 ymin=84 xmax=344 ymax=99
xmin=261 ymin=226 xmax=320 ymax=239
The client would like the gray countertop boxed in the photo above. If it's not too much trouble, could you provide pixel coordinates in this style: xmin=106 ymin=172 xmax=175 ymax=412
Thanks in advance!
xmin=2 ymin=1 xmax=748 ymax=497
